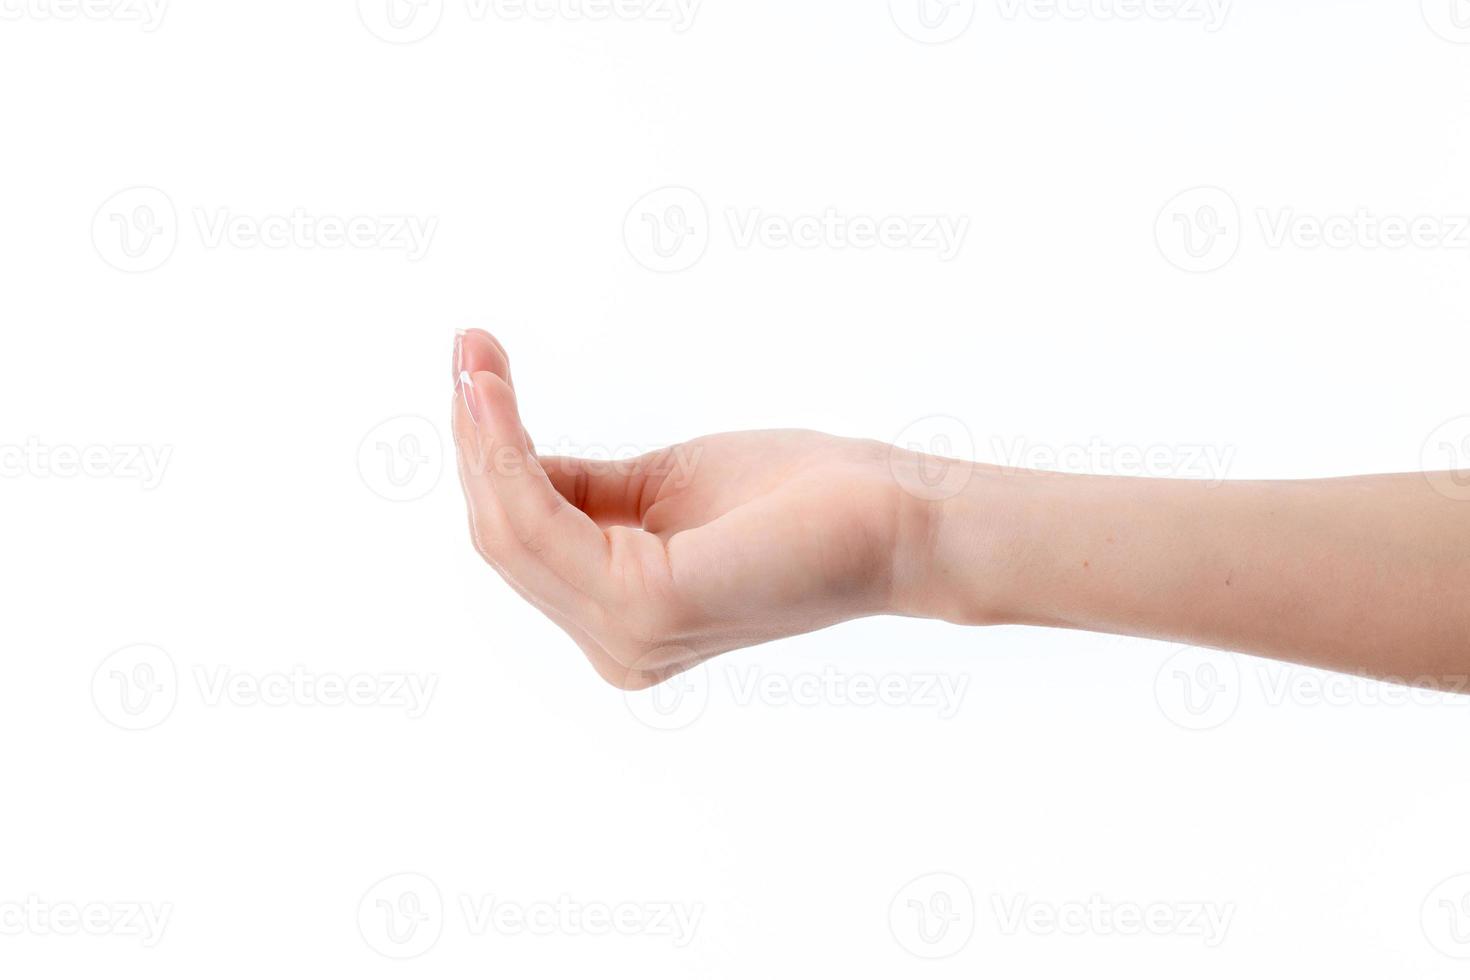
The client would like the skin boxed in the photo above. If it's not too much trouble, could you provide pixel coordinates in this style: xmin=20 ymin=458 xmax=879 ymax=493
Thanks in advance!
xmin=452 ymin=329 xmax=1470 ymax=691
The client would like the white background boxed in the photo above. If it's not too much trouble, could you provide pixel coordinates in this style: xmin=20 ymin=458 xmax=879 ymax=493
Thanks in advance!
xmin=3 ymin=0 xmax=1470 ymax=976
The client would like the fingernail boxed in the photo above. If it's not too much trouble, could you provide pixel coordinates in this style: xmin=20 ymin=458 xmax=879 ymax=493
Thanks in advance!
xmin=452 ymin=330 xmax=466 ymax=382
xmin=459 ymin=370 xmax=482 ymax=425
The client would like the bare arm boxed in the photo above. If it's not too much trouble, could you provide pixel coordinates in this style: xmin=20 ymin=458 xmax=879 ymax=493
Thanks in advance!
xmin=908 ymin=467 xmax=1470 ymax=688
xmin=452 ymin=330 xmax=1470 ymax=690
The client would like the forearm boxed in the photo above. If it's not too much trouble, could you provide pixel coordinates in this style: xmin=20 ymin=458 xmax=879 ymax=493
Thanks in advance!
xmin=904 ymin=466 xmax=1470 ymax=687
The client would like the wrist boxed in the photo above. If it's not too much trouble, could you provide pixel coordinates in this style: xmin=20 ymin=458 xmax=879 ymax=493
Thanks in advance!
xmin=890 ymin=456 xmax=1096 ymax=628
xmin=885 ymin=451 xmax=1031 ymax=626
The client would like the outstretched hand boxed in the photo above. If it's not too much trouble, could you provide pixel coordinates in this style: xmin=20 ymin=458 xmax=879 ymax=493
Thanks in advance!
xmin=451 ymin=330 xmax=941 ymax=688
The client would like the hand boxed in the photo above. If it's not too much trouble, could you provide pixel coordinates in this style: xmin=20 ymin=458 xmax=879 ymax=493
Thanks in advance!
xmin=451 ymin=330 xmax=938 ymax=688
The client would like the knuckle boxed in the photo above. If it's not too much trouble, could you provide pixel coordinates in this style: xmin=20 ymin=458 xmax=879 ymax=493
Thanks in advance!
xmin=512 ymin=520 xmax=550 ymax=558
xmin=468 ymin=518 xmax=505 ymax=565
xmin=623 ymin=602 xmax=674 ymax=648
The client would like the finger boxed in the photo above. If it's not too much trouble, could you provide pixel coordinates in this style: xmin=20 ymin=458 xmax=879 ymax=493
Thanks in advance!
xmin=540 ymin=451 xmax=684 ymax=527
xmin=455 ymin=329 xmax=540 ymax=447
xmin=453 ymin=387 xmax=595 ymax=621
xmin=457 ymin=368 xmax=613 ymax=602
xmin=455 ymin=329 xmax=511 ymax=384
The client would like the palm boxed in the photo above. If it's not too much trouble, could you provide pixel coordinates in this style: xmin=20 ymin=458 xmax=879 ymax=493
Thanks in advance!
xmin=453 ymin=331 xmax=910 ymax=687
xmin=634 ymin=431 xmax=902 ymax=622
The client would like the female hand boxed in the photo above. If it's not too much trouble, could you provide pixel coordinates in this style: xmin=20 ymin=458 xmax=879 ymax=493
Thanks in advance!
xmin=451 ymin=330 xmax=944 ymax=689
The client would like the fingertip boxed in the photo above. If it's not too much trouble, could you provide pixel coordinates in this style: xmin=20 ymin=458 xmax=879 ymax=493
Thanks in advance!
xmin=456 ymin=330 xmax=512 ymax=384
